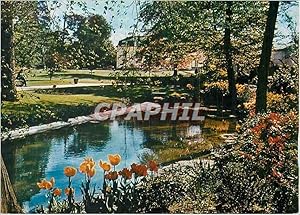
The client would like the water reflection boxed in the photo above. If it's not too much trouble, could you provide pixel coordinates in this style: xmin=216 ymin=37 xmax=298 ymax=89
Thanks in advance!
xmin=2 ymin=118 xmax=236 ymax=212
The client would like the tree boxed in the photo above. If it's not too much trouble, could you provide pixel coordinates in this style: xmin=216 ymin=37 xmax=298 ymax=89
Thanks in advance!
xmin=66 ymin=14 xmax=116 ymax=70
xmin=224 ymin=1 xmax=237 ymax=114
xmin=1 ymin=1 xmax=17 ymax=101
xmin=138 ymin=1 xmax=268 ymax=110
xmin=1 ymin=155 xmax=23 ymax=213
xmin=255 ymin=1 xmax=280 ymax=113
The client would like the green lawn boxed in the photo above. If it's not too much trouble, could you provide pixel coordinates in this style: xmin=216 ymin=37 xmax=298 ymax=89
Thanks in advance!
xmin=24 ymin=69 xmax=189 ymax=86
xmin=1 ymin=87 xmax=122 ymax=131
xmin=2 ymin=92 xmax=116 ymax=112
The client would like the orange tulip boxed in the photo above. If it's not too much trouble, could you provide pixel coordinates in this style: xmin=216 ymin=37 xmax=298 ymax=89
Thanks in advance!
xmin=37 ymin=177 xmax=55 ymax=190
xmin=53 ymin=188 xmax=62 ymax=196
xmin=99 ymin=160 xmax=111 ymax=171
xmin=50 ymin=177 xmax=55 ymax=186
xmin=79 ymin=157 xmax=96 ymax=174
xmin=105 ymin=171 xmax=118 ymax=180
xmin=64 ymin=188 xmax=74 ymax=196
xmin=87 ymin=167 xmax=96 ymax=178
xmin=148 ymin=160 xmax=159 ymax=172
xmin=108 ymin=154 xmax=121 ymax=166
xmin=37 ymin=179 xmax=48 ymax=189
xmin=64 ymin=166 xmax=77 ymax=177
xmin=119 ymin=168 xmax=132 ymax=180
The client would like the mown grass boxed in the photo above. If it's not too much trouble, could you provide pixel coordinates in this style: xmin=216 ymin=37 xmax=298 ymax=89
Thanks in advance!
xmin=24 ymin=69 xmax=190 ymax=86
xmin=2 ymin=90 xmax=119 ymax=114
xmin=1 ymin=88 xmax=123 ymax=131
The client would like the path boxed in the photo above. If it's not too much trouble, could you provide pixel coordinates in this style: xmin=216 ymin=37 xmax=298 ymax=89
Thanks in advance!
xmin=16 ymin=82 xmax=114 ymax=91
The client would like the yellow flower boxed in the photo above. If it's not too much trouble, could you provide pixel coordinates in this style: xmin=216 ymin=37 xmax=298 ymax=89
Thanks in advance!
xmin=37 ymin=177 xmax=55 ymax=190
xmin=186 ymin=84 xmax=194 ymax=90
xmin=53 ymin=188 xmax=62 ymax=196
xmin=108 ymin=154 xmax=121 ymax=166
xmin=99 ymin=160 xmax=111 ymax=171
xmin=64 ymin=166 xmax=77 ymax=177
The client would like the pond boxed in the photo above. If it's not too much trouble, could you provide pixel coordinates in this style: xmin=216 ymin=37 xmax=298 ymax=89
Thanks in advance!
xmin=2 ymin=118 xmax=237 ymax=212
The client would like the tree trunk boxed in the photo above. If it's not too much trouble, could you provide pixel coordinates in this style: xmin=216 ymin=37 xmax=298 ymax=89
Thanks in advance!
xmin=224 ymin=1 xmax=237 ymax=115
xmin=1 ymin=155 xmax=23 ymax=213
xmin=256 ymin=1 xmax=279 ymax=113
xmin=1 ymin=1 xmax=17 ymax=101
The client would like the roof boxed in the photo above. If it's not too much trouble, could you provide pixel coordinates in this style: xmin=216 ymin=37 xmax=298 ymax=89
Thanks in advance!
xmin=118 ymin=36 xmax=144 ymax=47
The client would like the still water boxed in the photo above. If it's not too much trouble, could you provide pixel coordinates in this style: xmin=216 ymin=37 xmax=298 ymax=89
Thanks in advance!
xmin=2 ymin=119 xmax=236 ymax=212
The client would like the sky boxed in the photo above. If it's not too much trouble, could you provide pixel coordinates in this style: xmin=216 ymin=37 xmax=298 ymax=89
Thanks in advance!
xmin=52 ymin=0 xmax=140 ymax=46
xmin=52 ymin=0 xmax=299 ymax=47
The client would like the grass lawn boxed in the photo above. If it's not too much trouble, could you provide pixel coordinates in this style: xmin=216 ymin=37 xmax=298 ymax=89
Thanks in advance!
xmin=24 ymin=69 xmax=190 ymax=86
xmin=1 ymin=87 xmax=123 ymax=131
xmin=2 ymin=90 xmax=120 ymax=114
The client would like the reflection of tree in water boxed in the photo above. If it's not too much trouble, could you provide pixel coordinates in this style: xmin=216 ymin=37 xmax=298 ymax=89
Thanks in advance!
xmin=202 ymin=118 xmax=236 ymax=132
xmin=63 ymin=123 xmax=111 ymax=157
xmin=2 ymin=136 xmax=52 ymax=204
xmin=133 ymin=120 xmax=187 ymax=150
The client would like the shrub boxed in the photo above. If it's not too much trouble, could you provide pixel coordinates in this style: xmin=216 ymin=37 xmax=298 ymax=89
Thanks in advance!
xmin=269 ymin=63 xmax=298 ymax=95
xmin=267 ymin=92 xmax=298 ymax=113
xmin=212 ymin=112 xmax=298 ymax=213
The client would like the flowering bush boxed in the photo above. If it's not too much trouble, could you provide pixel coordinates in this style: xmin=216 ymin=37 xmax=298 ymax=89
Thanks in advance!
xmin=169 ymin=111 xmax=299 ymax=213
xmin=242 ymin=92 xmax=298 ymax=115
xmin=238 ymin=112 xmax=298 ymax=182
xmin=203 ymin=81 xmax=252 ymax=111
xmin=267 ymin=92 xmax=298 ymax=113
xmin=204 ymin=80 xmax=229 ymax=95
xmin=35 ymin=154 xmax=164 ymax=213
xmin=212 ymin=112 xmax=298 ymax=213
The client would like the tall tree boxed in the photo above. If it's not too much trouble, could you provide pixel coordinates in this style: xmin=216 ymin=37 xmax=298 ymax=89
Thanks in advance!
xmin=224 ymin=1 xmax=237 ymax=114
xmin=1 ymin=1 xmax=17 ymax=101
xmin=256 ymin=1 xmax=280 ymax=113
xmin=66 ymin=14 xmax=116 ymax=70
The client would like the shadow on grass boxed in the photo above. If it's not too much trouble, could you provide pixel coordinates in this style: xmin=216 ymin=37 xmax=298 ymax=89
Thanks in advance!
xmin=38 ymin=73 xmax=113 ymax=80
xmin=35 ymin=85 xmax=154 ymax=102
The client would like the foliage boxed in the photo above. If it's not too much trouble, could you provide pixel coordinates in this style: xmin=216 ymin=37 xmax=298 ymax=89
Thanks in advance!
xmin=2 ymin=1 xmax=116 ymax=70
xmin=65 ymin=14 xmax=116 ymax=70
xmin=203 ymin=81 xmax=252 ymax=109
xmin=267 ymin=92 xmax=297 ymax=113
xmin=269 ymin=62 xmax=299 ymax=95
xmin=185 ymin=112 xmax=298 ymax=213
xmin=226 ymin=112 xmax=298 ymax=213
xmin=138 ymin=1 xmax=268 ymax=75
xmin=1 ymin=103 xmax=95 ymax=132
xmin=1 ymin=98 xmax=95 ymax=132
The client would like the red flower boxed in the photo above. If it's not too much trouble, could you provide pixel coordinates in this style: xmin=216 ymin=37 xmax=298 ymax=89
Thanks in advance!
xmin=251 ymin=123 xmax=266 ymax=135
xmin=268 ymin=136 xmax=282 ymax=145
xmin=271 ymin=168 xmax=283 ymax=179
xmin=105 ymin=171 xmax=118 ymax=180
xmin=131 ymin=163 xmax=148 ymax=177
xmin=119 ymin=168 xmax=132 ymax=180
xmin=268 ymin=112 xmax=281 ymax=122
xmin=147 ymin=160 xmax=159 ymax=172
